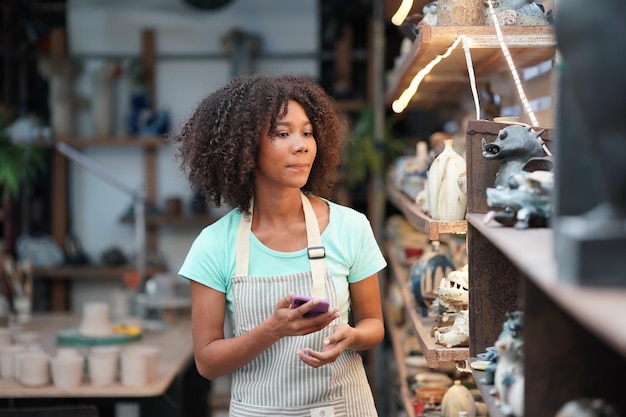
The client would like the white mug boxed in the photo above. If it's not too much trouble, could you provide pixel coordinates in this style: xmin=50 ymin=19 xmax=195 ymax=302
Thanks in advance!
xmin=18 ymin=351 xmax=49 ymax=387
xmin=120 ymin=350 xmax=148 ymax=387
xmin=88 ymin=353 xmax=118 ymax=387
xmin=51 ymin=355 xmax=84 ymax=389
xmin=0 ymin=345 xmax=26 ymax=379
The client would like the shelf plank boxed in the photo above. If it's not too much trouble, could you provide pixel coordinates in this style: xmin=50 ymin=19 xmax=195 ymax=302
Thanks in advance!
xmin=121 ymin=214 xmax=220 ymax=227
xmin=386 ymin=242 xmax=469 ymax=368
xmin=386 ymin=25 xmax=556 ymax=108
xmin=467 ymin=214 xmax=626 ymax=358
xmin=387 ymin=186 xmax=467 ymax=240
xmin=57 ymin=137 xmax=167 ymax=148
xmin=33 ymin=266 xmax=165 ymax=279
xmin=383 ymin=301 xmax=416 ymax=417
xmin=469 ymin=358 xmax=504 ymax=417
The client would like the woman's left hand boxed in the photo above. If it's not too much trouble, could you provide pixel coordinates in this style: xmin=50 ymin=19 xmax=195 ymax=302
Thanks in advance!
xmin=295 ymin=323 xmax=352 ymax=368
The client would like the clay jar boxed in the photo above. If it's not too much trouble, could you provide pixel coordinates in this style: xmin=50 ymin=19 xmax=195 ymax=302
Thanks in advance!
xmin=427 ymin=139 xmax=467 ymax=221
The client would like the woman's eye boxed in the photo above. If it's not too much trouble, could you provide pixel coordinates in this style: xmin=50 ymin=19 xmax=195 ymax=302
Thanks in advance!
xmin=276 ymin=131 xmax=289 ymax=138
xmin=303 ymin=131 xmax=313 ymax=138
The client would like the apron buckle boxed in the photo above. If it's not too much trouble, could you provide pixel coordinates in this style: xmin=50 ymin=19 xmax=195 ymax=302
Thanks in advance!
xmin=307 ymin=246 xmax=326 ymax=259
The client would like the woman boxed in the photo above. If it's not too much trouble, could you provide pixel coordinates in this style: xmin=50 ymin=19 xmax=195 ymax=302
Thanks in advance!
xmin=174 ymin=73 xmax=386 ymax=416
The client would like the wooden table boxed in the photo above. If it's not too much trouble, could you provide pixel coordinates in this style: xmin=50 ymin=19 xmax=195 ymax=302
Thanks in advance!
xmin=0 ymin=314 xmax=211 ymax=416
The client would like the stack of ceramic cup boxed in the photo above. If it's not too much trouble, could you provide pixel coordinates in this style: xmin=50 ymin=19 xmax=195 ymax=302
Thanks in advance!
xmin=0 ymin=328 xmax=50 ymax=387
xmin=87 ymin=345 xmax=121 ymax=387
xmin=120 ymin=344 xmax=160 ymax=387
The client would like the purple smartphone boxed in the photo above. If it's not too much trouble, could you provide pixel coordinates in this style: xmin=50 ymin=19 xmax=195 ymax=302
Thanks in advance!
xmin=290 ymin=294 xmax=330 ymax=317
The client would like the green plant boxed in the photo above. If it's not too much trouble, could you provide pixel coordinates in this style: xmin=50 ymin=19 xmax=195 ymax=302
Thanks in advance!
xmin=0 ymin=113 xmax=47 ymax=203
xmin=342 ymin=107 xmax=406 ymax=188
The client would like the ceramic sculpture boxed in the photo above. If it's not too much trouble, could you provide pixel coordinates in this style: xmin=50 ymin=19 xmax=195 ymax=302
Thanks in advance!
xmin=493 ymin=311 xmax=524 ymax=417
xmin=481 ymin=124 xmax=551 ymax=188
xmin=428 ymin=139 xmax=467 ymax=221
xmin=483 ymin=0 xmax=550 ymax=26
xmin=486 ymin=170 xmax=554 ymax=228
xmin=441 ymin=380 xmax=477 ymax=417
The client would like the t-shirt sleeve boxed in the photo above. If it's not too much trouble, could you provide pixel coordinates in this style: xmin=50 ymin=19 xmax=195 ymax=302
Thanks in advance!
xmin=178 ymin=223 xmax=231 ymax=294
xmin=344 ymin=210 xmax=387 ymax=284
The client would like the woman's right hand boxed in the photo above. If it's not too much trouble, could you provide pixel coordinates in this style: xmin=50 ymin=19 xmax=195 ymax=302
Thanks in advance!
xmin=269 ymin=293 xmax=339 ymax=338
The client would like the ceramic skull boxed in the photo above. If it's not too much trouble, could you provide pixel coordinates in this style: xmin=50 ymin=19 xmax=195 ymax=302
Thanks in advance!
xmin=437 ymin=265 xmax=469 ymax=312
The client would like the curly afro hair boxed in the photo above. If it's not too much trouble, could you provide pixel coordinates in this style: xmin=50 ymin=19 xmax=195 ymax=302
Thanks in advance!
xmin=172 ymin=73 xmax=346 ymax=215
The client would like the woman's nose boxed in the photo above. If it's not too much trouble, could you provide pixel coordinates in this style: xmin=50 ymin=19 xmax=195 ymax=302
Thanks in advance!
xmin=294 ymin=135 xmax=309 ymax=153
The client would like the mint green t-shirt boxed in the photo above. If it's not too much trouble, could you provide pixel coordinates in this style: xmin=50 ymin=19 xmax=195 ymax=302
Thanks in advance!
xmin=178 ymin=199 xmax=387 ymax=322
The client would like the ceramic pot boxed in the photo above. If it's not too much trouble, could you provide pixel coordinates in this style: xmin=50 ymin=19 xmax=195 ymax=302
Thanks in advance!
xmin=427 ymin=139 xmax=467 ymax=220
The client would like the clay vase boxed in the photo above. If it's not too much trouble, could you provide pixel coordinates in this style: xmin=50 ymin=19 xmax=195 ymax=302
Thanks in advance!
xmin=427 ymin=139 xmax=467 ymax=221
xmin=411 ymin=243 xmax=456 ymax=317
xmin=441 ymin=380 xmax=477 ymax=417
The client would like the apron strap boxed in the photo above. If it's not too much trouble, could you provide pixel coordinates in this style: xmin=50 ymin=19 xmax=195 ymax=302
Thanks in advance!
xmin=235 ymin=198 xmax=253 ymax=277
xmin=301 ymin=193 xmax=326 ymax=299
xmin=235 ymin=193 xmax=327 ymax=299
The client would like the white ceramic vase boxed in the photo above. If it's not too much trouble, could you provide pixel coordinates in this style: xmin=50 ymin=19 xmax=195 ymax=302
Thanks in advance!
xmin=427 ymin=139 xmax=467 ymax=220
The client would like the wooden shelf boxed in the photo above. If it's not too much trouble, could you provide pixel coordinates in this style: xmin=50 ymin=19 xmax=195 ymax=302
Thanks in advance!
xmin=58 ymin=137 xmax=167 ymax=148
xmin=33 ymin=265 xmax=166 ymax=279
xmin=386 ymin=241 xmax=469 ymax=368
xmin=469 ymin=358 xmax=504 ymax=417
xmin=383 ymin=300 xmax=416 ymax=417
xmin=387 ymin=185 xmax=466 ymax=240
xmin=386 ymin=25 xmax=557 ymax=108
xmin=121 ymin=214 xmax=220 ymax=228
xmin=467 ymin=213 xmax=626 ymax=358
xmin=463 ymin=120 xmax=626 ymax=416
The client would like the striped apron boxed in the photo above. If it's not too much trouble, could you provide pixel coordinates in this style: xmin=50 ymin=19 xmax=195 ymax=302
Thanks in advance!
xmin=229 ymin=193 xmax=378 ymax=416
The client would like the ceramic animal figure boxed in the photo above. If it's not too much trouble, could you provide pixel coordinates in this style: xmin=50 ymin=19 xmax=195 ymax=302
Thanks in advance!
xmin=483 ymin=0 xmax=549 ymax=26
xmin=493 ymin=311 xmax=524 ymax=417
xmin=556 ymin=398 xmax=621 ymax=417
xmin=434 ymin=309 xmax=469 ymax=348
xmin=419 ymin=1 xmax=438 ymax=28
xmin=482 ymin=124 xmax=551 ymax=188
xmin=485 ymin=170 xmax=554 ymax=228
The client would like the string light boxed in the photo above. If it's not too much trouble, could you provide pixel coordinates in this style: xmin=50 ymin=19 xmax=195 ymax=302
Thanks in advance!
xmin=392 ymin=0 xmax=553 ymax=158
xmin=485 ymin=0 xmax=538 ymax=127
xmin=392 ymin=35 xmax=464 ymax=113
xmin=462 ymin=36 xmax=481 ymax=121
xmin=391 ymin=0 xmax=414 ymax=26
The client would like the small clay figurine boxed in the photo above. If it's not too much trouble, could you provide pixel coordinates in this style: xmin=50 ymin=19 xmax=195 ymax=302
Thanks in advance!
xmin=493 ymin=311 xmax=525 ymax=417
xmin=485 ymin=170 xmax=554 ymax=229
